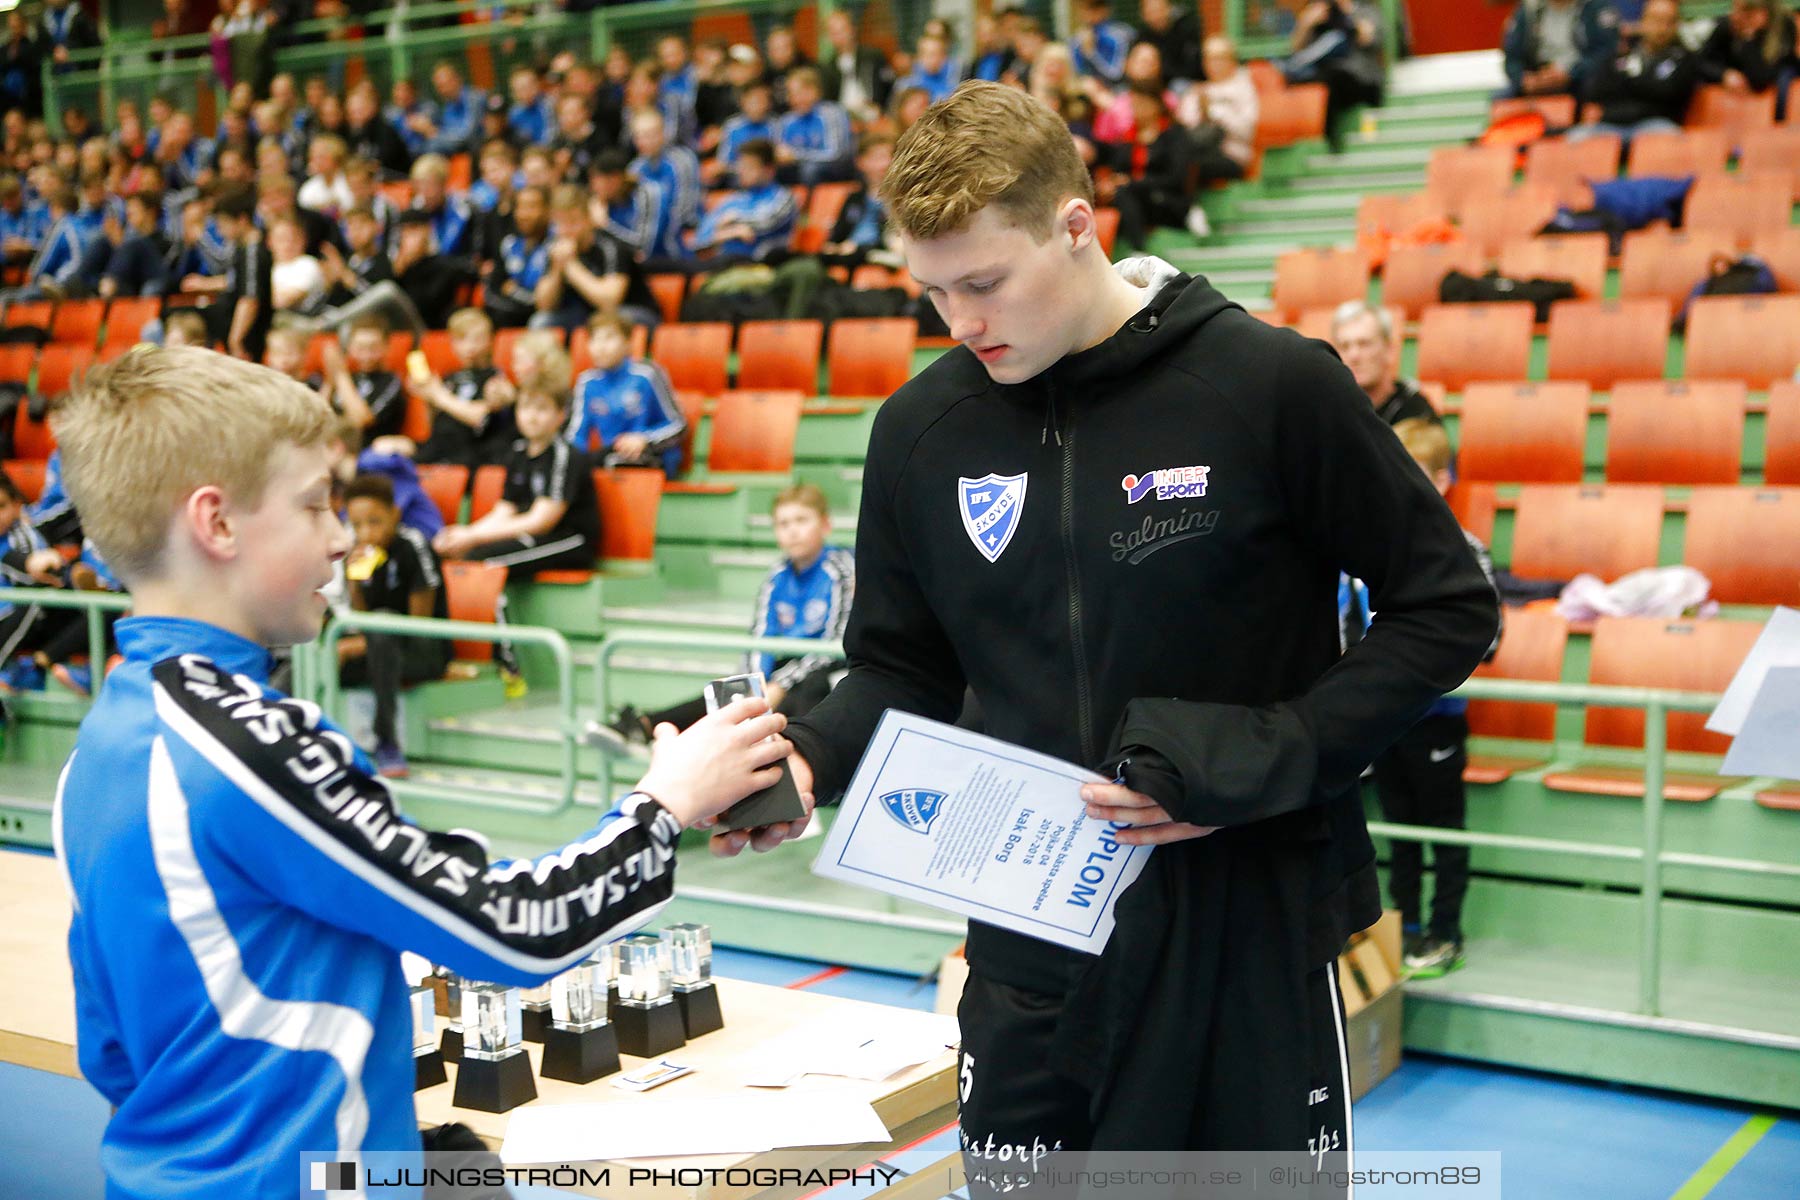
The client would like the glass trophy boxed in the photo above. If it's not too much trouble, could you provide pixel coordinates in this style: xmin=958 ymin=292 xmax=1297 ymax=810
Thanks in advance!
xmin=434 ymin=968 xmax=464 ymax=1061
xmin=597 ymin=941 xmax=622 ymax=1021
xmin=612 ymin=935 xmax=686 ymax=1058
xmin=664 ymin=924 xmax=724 ymax=1036
xmin=540 ymin=961 xmax=622 ymax=1084
xmin=519 ymin=982 xmax=553 ymax=1043
xmin=410 ymin=985 xmax=447 ymax=1090
xmin=451 ymin=984 xmax=538 ymax=1113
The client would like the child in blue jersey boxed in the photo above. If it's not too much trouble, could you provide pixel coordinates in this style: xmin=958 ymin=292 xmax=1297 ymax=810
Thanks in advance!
xmin=599 ymin=483 xmax=853 ymax=744
xmin=685 ymin=139 xmax=799 ymax=266
xmin=51 ymin=345 xmax=799 ymax=1200
xmin=568 ymin=311 xmax=688 ymax=477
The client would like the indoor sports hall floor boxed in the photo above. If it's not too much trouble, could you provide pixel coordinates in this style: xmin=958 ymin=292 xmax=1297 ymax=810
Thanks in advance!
xmin=5 ymin=857 xmax=1797 ymax=1200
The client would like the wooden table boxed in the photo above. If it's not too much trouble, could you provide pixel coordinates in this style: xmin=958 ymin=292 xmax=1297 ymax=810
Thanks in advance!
xmin=0 ymin=849 xmax=963 ymax=1200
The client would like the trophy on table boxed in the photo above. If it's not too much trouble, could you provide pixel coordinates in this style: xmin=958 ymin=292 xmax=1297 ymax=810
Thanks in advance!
xmin=539 ymin=956 xmax=623 ymax=1084
xmin=612 ymin=933 xmax=687 ymax=1058
xmin=410 ymin=985 xmax=448 ymax=1090
xmin=664 ymin=923 xmax=724 ymax=1037
xmin=434 ymin=968 xmax=464 ymax=1061
xmin=451 ymin=983 xmax=538 ymax=1113
xmin=518 ymin=982 xmax=553 ymax=1043
xmin=599 ymin=940 xmax=622 ymax=1021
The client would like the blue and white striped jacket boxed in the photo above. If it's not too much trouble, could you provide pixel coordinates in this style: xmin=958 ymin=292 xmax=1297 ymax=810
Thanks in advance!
xmin=568 ymin=357 xmax=687 ymax=477
xmin=775 ymin=101 xmax=853 ymax=168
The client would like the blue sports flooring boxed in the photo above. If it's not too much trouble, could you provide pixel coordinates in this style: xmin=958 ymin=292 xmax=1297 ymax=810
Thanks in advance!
xmin=5 ymin=945 xmax=1797 ymax=1199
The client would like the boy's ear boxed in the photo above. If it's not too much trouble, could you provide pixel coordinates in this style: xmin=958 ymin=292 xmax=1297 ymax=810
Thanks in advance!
xmin=183 ymin=485 xmax=239 ymax=562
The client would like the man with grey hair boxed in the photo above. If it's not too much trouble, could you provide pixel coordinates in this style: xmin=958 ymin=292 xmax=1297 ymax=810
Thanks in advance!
xmin=1328 ymin=300 xmax=1439 ymax=426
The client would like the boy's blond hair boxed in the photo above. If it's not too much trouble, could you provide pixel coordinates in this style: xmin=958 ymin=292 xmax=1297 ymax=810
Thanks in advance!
xmin=52 ymin=347 xmax=334 ymax=584
xmin=447 ymin=307 xmax=493 ymax=339
xmin=514 ymin=330 xmax=573 ymax=394
xmin=265 ymin=325 xmax=308 ymax=355
xmin=881 ymin=80 xmax=1093 ymax=241
xmin=1392 ymin=417 xmax=1452 ymax=476
xmin=161 ymin=309 xmax=208 ymax=346
xmin=772 ymin=482 xmax=829 ymax=520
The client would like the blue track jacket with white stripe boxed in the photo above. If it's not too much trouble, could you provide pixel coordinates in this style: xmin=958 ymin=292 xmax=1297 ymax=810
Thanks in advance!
xmin=55 ymin=617 xmax=683 ymax=1199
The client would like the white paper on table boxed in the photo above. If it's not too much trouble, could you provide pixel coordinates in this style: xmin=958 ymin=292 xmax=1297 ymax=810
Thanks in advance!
xmin=1721 ymin=666 xmax=1800 ymax=778
xmin=735 ymin=1011 xmax=959 ymax=1086
xmin=812 ymin=710 xmax=1150 ymax=955
xmin=499 ymin=1094 xmax=890 ymax=1164
xmin=1706 ymin=608 xmax=1800 ymax=736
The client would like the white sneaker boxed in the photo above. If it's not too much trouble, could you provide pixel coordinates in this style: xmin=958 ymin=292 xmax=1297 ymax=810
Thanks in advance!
xmin=1185 ymin=206 xmax=1212 ymax=239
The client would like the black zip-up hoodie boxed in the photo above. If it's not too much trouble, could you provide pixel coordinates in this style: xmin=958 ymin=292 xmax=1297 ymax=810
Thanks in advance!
xmin=786 ymin=264 xmax=1496 ymax=1107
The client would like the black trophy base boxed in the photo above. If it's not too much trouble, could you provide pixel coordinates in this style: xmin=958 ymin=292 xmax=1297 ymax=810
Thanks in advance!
xmin=613 ymin=1000 xmax=687 ymax=1059
xmin=606 ymin=985 xmax=620 ymax=1023
xmin=439 ymin=1028 xmax=462 ymax=1062
xmin=521 ymin=1006 xmax=551 ymax=1043
xmin=540 ymin=1023 xmax=622 ymax=1084
xmin=676 ymin=985 xmax=724 ymax=1038
xmin=453 ymin=1050 xmax=538 ymax=1113
xmin=414 ymin=1049 xmax=447 ymax=1091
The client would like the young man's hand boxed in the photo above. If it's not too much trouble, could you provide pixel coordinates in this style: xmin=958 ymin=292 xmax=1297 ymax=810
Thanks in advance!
xmin=709 ymin=751 xmax=815 ymax=856
xmin=1081 ymin=782 xmax=1218 ymax=846
xmin=636 ymin=697 xmax=793 ymax=828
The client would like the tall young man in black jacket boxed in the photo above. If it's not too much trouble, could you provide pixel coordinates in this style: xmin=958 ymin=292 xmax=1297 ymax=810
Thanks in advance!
xmin=713 ymin=82 xmax=1498 ymax=1178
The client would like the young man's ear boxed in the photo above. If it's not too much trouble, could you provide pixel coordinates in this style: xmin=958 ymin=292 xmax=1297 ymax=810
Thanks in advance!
xmin=1061 ymin=197 xmax=1096 ymax=252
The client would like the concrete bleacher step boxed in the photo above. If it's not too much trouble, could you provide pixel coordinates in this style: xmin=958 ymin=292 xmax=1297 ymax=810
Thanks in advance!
xmin=1235 ymin=193 xmax=1365 ymax=219
xmin=1286 ymin=170 xmax=1427 ymax=195
xmin=1172 ymin=239 xmax=1307 ymax=269
xmin=1223 ymin=215 xmax=1357 ymax=242
xmin=1344 ymin=120 xmax=1483 ymax=150
xmin=1360 ymin=98 xmax=1491 ymax=126
xmin=1302 ymin=146 xmax=1435 ymax=174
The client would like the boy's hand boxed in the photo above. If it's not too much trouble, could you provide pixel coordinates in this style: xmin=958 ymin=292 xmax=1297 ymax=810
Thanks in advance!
xmin=636 ymin=697 xmax=793 ymax=828
xmin=321 ymin=339 xmax=345 ymax=377
xmin=710 ymin=752 xmax=815 ymax=856
xmin=25 ymin=549 xmax=65 ymax=585
xmin=613 ymin=432 xmax=649 ymax=459
xmin=433 ymin=526 xmax=471 ymax=557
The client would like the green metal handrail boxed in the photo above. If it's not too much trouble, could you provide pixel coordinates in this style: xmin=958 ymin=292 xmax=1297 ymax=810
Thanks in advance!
xmin=0 ymin=586 xmax=130 ymax=679
xmin=314 ymin=609 xmax=580 ymax=813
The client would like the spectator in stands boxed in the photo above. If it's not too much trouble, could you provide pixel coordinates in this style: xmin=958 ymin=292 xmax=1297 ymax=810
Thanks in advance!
xmin=0 ymin=173 xmax=43 ymax=264
xmin=507 ymin=65 xmax=555 ymax=148
xmin=590 ymin=148 xmax=668 ymax=259
xmin=270 ymin=215 xmax=326 ymax=313
xmin=343 ymin=159 xmax=397 ymax=250
xmin=776 ymin=67 xmax=856 ymax=186
xmin=316 ymin=201 xmax=393 ymax=306
xmin=1502 ymin=0 xmax=1621 ymax=100
xmin=535 ymin=182 xmax=656 ymax=332
xmin=818 ymin=132 xmax=898 ymax=269
xmin=422 ymin=60 xmax=486 ymax=157
xmin=1030 ymin=46 xmax=1100 ymax=164
xmin=692 ymin=40 xmax=740 ymax=143
xmin=1072 ymin=0 xmax=1136 ymax=84
xmin=468 ymin=139 xmax=518 ymax=217
xmin=1 ymin=12 xmax=44 ymax=120
xmin=1109 ymin=85 xmax=1212 ymax=250
xmin=259 ymin=171 xmax=339 ymax=256
xmin=0 ymin=469 xmax=62 ymax=690
xmin=403 ymin=154 xmax=469 ymax=258
xmin=1181 ymin=36 xmax=1259 ymax=174
xmin=159 ymin=306 xmax=209 ymax=350
xmin=656 ymin=34 xmax=699 ymax=135
xmin=401 ymin=307 xmax=506 ymax=469
xmin=895 ymin=33 xmax=961 ymax=104
xmin=298 ymin=133 xmax=353 ymax=218
xmin=1093 ymin=42 xmax=1173 ymax=143
xmin=1364 ymin=417 xmax=1501 ymax=979
xmin=550 ymin=92 xmax=609 ymax=187
xmin=765 ymin=24 xmax=810 ymax=109
xmin=345 ymin=82 xmax=412 ymax=179
xmin=324 ymin=317 xmax=405 ymax=439
xmin=384 ymin=210 xmax=469 ymax=331
xmin=98 ymin=189 xmax=173 ymax=298
xmin=890 ymin=85 xmax=933 ymax=136
xmin=1697 ymin=0 xmax=1797 ymax=102
xmin=1329 ymin=300 xmax=1440 ymax=426
xmin=262 ymin=325 xmax=318 ymax=387
xmin=40 ymin=0 xmax=99 ymax=73
xmin=486 ymin=184 xmax=550 ymax=330
xmin=1286 ymin=0 xmax=1386 ymax=151
xmin=1136 ymin=0 xmax=1205 ymax=86
xmin=386 ymin=78 xmax=432 ymax=160
xmin=712 ymin=78 xmax=779 ymax=186
xmin=970 ymin=12 xmax=1017 ymax=83
xmin=433 ymin=383 xmax=600 ymax=577
xmin=821 ymin=8 xmax=896 ymax=122
xmin=685 ymin=139 xmax=797 ymax=265
xmin=339 ymin=472 xmax=452 ymax=779
xmin=597 ymin=483 xmax=852 ymax=746
xmin=188 ymin=182 xmax=271 ymax=360
xmin=567 ymin=312 xmax=686 ymax=477
xmin=629 ymin=108 xmax=701 ymax=235
xmin=1010 ymin=14 xmax=1050 ymax=83
xmin=1568 ymin=0 xmax=1697 ymax=143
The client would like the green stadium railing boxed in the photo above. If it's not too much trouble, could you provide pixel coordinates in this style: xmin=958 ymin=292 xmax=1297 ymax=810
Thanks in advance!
xmin=0 ymin=586 xmax=130 ymax=677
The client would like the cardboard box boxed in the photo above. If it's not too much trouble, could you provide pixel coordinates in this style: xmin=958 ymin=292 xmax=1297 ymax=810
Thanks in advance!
xmin=1338 ymin=910 xmax=1404 ymax=1102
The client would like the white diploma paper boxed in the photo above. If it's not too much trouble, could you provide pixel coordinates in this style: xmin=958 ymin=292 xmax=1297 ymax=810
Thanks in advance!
xmin=812 ymin=710 xmax=1150 ymax=954
xmin=1706 ymin=607 xmax=1800 ymax=736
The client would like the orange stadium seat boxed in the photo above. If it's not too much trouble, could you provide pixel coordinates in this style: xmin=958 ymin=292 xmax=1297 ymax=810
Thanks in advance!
xmin=1544 ymin=298 xmax=1671 ymax=388
xmin=491 ymin=327 xmax=530 ymax=376
xmin=35 ymin=344 xmax=91 ymax=398
xmin=1272 ymin=246 xmax=1370 ymax=321
xmin=1491 ymin=95 xmax=1578 ymax=127
xmin=1522 ymin=134 xmax=1620 ymax=208
xmin=384 ymin=330 xmax=415 ymax=374
xmin=1751 ymin=226 xmax=1800 ymax=289
xmin=1737 ymin=127 xmax=1800 ymax=200
xmin=1253 ymin=83 xmax=1328 ymax=148
xmin=1685 ymin=293 xmax=1800 ymax=388
xmin=1414 ymin=302 xmax=1534 ymax=390
xmin=1509 ymin=484 xmax=1665 ymax=581
xmin=1626 ymin=127 xmax=1730 ymax=178
xmin=1455 ymin=381 xmax=1591 ymax=483
xmin=674 ymin=390 xmax=704 ymax=476
xmin=468 ymin=463 xmax=506 ymax=522
xmin=101 ymin=298 xmax=160 ymax=351
xmin=735 ymin=320 xmax=823 ymax=392
xmin=1683 ymin=486 xmax=1800 ymax=606
xmin=415 ymin=463 xmax=470 ymax=527
xmin=1500 ymin=232 xmax=1608 ymax=301
xmin=793 ymin=181 xmax=857 ymax=254
xmin=827 ymin=317 xmax=917 ymax=397
xmin=1354 ymin=191 xmax=1448 ymax=238
xmin=593 ymin=467 xmax=663 ymax=562
xmin=12 ymin=395 xmax=55 ymax=460
xmin=708 ymin=389 xmax=804 ymax=473
xmin=1381 ymin=242 xmax=1486 ymax=321
xmin=648 ymin=274 xmax=686 ymax=325
xmin=1464 ymin=604 xmax=1571 ymax=782
xmin=1616 ymin=228 xmax=1735 ymax=309
xmin=1094 ymin=206 xmax=1120 ymax=257
xmin=1604 ymin=379 xmax=1744 ymax=484
xmin=1683 ymin=172 xmax=1792 ymax=248
xmin=3 ymin=299 xmax=51 ymax=330
xmin=1766 ymin=381 xmax=1800 ymax=485
xmin=0 ymin=344 xmax=32 ymax=384
xmin=1455 ymin=183 xmax=1558 ymax=257
xmin=1424 ymin=145 xmax=1516 ymax=218
xmin=650 ymin=322 xmax=732 ymax=395
xmin=1543 ymin=616 xmax=1763 ymax=801
xmin=1688 ymin=83 xmax=1777 ymax=148
xmin=418 ymin=330 xmax=459 ymax=377
xmin=400 ymin=393 xmax=431 ymax=443
xmin=442 ymin=560 xmax=508 ymax=662
xmin=49 ymin=299 xmax=103 ymax=347
xmin=2 ymin=456 xmax=45 ymax=500
xmin=1247 ymin=58 xmax=1286 ymax=93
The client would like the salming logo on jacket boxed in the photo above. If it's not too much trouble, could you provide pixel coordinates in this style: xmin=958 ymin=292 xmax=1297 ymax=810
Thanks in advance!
xmin=55 ymin=617 xmax=682 ymax=1199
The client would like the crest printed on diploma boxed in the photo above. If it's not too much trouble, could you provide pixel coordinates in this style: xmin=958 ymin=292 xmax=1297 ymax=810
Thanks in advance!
xmin=880 ymin=788 xmax=948 ymax=834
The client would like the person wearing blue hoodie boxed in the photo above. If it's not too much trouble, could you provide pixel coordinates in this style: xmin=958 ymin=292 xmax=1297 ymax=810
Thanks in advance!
xmin=566 ymin=312 xmax=687 ymax=478
xmin=52 ymin=345 xmax=796 ymax=1199
xmin=1502 ymin=0 xmax=1622 ymax=100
